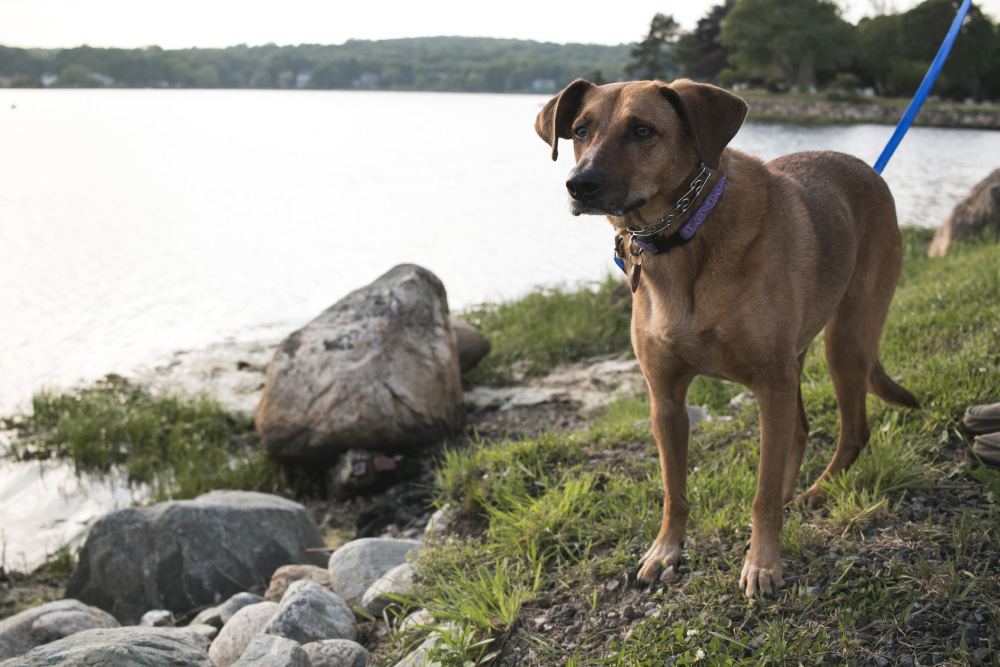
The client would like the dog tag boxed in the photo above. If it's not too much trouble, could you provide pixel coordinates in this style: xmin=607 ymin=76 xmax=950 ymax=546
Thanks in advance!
xmin=629 ymin=264 xmax=641 ymax=293
xmin=613 ymin=255 xmax=626 ymax=274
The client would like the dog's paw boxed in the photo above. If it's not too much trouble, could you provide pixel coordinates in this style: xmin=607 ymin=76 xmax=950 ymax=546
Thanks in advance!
xmin=796 ymin=484 xmax=824 ymax=508
xmin=739 ymin=558 xmax=784 ymax=597
xmin=637 ymin=542 xmax=681 ymax=583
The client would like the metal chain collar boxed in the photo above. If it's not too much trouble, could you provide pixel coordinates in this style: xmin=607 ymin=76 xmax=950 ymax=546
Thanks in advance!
xmin=625 ymin=162 xmax=713 ymax=239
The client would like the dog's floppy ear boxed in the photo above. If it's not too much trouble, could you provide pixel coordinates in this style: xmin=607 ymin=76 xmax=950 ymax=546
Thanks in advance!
xmin=535 ymin=79 xmax=595 ymax=161
xmin=659 ymin=79 xmax=748 ymax=170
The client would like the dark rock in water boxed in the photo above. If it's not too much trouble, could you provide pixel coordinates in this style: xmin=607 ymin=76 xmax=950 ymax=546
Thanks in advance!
xmin=255 ymin=264 xmax=464 ymax=462
xmin=930 ymin=168 xmax=1000 ymax=257
xmin=0 ymin=599 xmax=119 ymax=662
xmin=232 ymin=634 xmax=309 ymax=667
xmin=0 ymin=627 xmax=210 ymax=666
xmin=450 ymin=317 xmax=491 ymax=374
xmin=64 ymin=491 xmax=327 ymax=624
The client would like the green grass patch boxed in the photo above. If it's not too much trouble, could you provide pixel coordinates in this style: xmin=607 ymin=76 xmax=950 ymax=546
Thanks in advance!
xmin=458 ymin=275 xmax=632 ymax=386
xmin=8 ymin=375 xmax=299 ymax=501
xmin=404 ymin=227 xmax=1000 ymax=665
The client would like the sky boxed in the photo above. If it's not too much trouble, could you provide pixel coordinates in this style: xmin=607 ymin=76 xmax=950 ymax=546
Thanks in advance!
xmin=2 ymin=0 xmax=999 ymax=50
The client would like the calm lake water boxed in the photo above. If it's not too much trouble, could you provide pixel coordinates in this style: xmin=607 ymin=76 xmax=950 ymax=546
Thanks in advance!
xmin=1 ymin=88 xmax=999 ymax=415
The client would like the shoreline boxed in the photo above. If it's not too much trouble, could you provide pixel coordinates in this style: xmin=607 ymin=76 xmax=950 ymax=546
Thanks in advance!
xmin=746 ymin=97 xmax=1000 ymax=130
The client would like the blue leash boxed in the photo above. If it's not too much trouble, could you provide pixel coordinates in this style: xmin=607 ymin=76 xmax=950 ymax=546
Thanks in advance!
xmin=873 ymin=0 xmax=972 ymax=174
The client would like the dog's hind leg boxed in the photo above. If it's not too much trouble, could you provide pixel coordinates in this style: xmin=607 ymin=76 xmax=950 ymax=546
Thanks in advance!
xmin=798 ymin=225 xmax=902 ymax=506
xmin=782 ymin=355 xmax=809 ymax=505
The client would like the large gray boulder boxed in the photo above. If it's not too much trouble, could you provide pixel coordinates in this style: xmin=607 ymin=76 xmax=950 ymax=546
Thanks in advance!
xmin=930 ymin=167 xmax=1000 ymax=257
xmin=0 ymin=627 xmax=211 ymax=666
xmin=64 ymin=491 xmax=327 ymax=624
xmin=328 ymin=538 xmax=423 ymax=610
xmin=263 ymin=580 xmax=356 ymax=644
xmin=255 ymin=264 xmax=464 ymax=462
xmin=0 ymin=599 xmax=119 ymax=661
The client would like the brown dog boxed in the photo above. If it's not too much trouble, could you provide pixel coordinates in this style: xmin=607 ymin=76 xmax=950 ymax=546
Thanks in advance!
xmin=535 ymin=79 xmax=919 ymax=597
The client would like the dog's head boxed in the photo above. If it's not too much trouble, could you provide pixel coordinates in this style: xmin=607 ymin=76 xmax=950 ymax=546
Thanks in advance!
xmin=535 ymin=79 xmax=748 ymax=218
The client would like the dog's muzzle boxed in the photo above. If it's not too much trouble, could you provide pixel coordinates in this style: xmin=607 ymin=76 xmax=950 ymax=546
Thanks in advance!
xmin=566 ymin=169 xmax=605 ymax=202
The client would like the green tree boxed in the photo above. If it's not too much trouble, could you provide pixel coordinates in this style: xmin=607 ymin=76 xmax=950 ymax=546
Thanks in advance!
xmin=673 ymin=0 xmax=735 ymax=81
xmin=858 ymin=0 xmax=998 ymax=100
xmin=57 ymin=63 xmax=94 ymax=87
xmin=625 ymin=13 xmax=680 ymax=80
xmin=719 ymin=0 xmax=856 ymax=90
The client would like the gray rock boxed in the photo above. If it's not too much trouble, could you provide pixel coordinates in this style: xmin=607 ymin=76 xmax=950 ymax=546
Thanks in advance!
xmin=423 ymin=505 xmax=457 ymax=540
xmin=255 ymin=264 xmax=464 ymax=462
xmin=139 ymin=609 xmax=175 ymax=627
xmin=361 ymin=562 xmax=416 ymax=617
xmin=0 ymin=599 xmax=119 ymax=661
xmin=263 ymin=581 xmax=356 ymax=644
xmin=393 ymin=634 xmax=440 ymax=667
xmin=328 ymin=538 xmax=424 ymax=609
xmin=64 ymin=490 xmax=327 ymax=623
xmin=450 ymin=317 xmax=491 ymax=374
xmin=232 ymin=634 xmax=310 ymax=667
xmin=930 ymin=167 xmax=1000 ymax=257
xmin=189 ymin=604 xmax=223 ymax=629
xmin=220 ymin=593 xmax=265 ymax=625
xmin=302 ymin=639 xmax=370 ymax=667
xmin=184 ymin=624 xmax=218 ymax=651
xmin=208 ymin=601 xmax=279 ymax=667
xmin=265 ymin=564 xmax=331 ymax=602
xmin=0 ymin=626 xmax=210 ymax=666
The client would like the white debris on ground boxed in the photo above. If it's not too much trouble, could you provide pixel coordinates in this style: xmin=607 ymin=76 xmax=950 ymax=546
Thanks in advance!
xmin=462 ymin=355 xmax=647 ymax=415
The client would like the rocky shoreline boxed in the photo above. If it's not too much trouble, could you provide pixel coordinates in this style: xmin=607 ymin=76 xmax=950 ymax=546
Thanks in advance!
xmin=747 ymin=97 xmax=1000 ymax=129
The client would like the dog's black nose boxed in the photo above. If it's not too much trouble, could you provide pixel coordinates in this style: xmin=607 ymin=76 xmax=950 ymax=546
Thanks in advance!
xmin=566 ymin=170 xmax=605 ymax=201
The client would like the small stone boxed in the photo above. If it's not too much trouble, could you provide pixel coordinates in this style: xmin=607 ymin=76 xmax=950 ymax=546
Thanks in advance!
xmin=220 ymin=592 xmax=265 ymax=625
xmin=659 ymin=566 xmax=678 ymax=583
xmin=606 ymin=579 xmax=620 ymax=592
xmin=328 ymin=537 xmax=423 ymax=609
xmin=302 ymin=638 xmax=371 ymax=667
xmin=139 ymin=609 xmax=175 ymax=627
xmin=264 ymin=564 xmax=331 ymax=602
xmin=361 ymin=562 xmax=416 ymax=617
xmin=263 ymin=580 xmax=357 ymax=644
xmin=208 ymin=601 xmax=280 ymax=667
xmin=232 ymin=634 xmax=309 ymax=666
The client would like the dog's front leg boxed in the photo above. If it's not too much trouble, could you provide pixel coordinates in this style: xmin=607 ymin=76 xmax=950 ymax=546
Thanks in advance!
xmin=740 ymin=379 xmax=798 ymax=597
xmin=637 ymin=380 xmax=693 ymax=583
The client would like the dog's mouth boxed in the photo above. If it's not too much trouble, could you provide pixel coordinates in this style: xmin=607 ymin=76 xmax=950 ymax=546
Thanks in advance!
xmin=570 ymin=197 xmax=647 ymax=218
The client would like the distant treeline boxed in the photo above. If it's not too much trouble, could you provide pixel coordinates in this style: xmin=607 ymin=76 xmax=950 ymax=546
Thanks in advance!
xmin=0 ymin=38 xmax=628 ymax=93
xmin=2 ymin=0 xmax=999 ymax=101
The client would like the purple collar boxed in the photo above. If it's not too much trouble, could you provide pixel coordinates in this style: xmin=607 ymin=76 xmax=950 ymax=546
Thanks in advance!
xmin=614 ymin=173 xmax=727 ymax=291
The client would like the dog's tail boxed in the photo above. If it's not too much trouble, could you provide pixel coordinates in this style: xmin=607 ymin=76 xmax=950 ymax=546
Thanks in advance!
xmin=868 ymin=360 xmax=921 ymax=409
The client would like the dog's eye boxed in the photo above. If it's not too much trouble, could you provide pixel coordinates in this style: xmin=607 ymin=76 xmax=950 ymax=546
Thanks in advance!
xmin=634 ymin=126 xmax=653 ymax=139
xmin=573 ymin=126 xmax=588 ymax=140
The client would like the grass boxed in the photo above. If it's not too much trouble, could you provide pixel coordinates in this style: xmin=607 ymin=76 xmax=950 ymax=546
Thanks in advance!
xmin=5 ymin=375 xmax=301 ymax=501
xmin=458 ymin=275 xmax=633 ymax=386
xmin=389 ymin=227 xmax=1000 ymax=666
